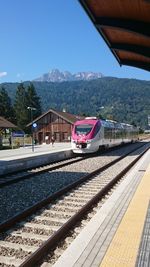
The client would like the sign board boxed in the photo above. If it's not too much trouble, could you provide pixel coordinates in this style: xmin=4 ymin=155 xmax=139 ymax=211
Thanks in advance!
xmin=32 ymin=123 xmax=37 ymax=128
xmin=12 ymin=131 xmax=24 ymax=137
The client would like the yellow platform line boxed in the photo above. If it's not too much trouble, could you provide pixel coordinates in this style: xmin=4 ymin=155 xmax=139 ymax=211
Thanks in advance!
xmin=100 ymin=165 xmax=150 ymax=267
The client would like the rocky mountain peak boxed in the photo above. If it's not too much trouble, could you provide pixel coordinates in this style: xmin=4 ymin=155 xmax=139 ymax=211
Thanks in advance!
xmin=34 ymin=69 xmax=104 ymax=82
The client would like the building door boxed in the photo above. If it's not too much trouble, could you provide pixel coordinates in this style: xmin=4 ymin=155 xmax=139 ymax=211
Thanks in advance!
xmin=38 ymin=132 xmax=43 ymax=144
xmin=63 ymin=132 xmax=68 ymax=142
xmin=54 ymin=132 xmax=60 ymax=142
xmin=45 ymin=132 xmax=50 ymax=144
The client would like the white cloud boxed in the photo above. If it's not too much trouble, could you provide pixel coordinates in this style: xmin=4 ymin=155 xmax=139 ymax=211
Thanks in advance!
xmin=0 ymin=71 xmax=7 ymax=78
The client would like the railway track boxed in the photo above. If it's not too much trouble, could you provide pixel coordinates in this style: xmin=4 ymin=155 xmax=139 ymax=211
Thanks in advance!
xmin=2 ymin=143 xmax=145 ymax=224
xmin=0 ymin=142 xmax=146 ymax=188
xmin=0 ymin=156 xmax=86 ymax=188
xmin=0 ymin=142 xmax=149 ymax=267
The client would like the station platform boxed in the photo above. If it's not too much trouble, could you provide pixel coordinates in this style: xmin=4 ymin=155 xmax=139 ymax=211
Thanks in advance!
xmin=52 ymin=148 xmax=150 ymax=267
xmin=0 ymin=143 xmax=72 ymax=175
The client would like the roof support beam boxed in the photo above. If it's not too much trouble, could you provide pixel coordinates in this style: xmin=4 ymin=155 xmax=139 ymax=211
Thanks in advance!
xmin=121 ymin=59 xmax=150 ymax=72
xmin=111 ymin=43 xmax=150 ymax=58
xmin=96 ymin=17 xmax=150 ymax=38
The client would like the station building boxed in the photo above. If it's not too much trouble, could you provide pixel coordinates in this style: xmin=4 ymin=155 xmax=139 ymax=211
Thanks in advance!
xmin=28 ymin=108 xmax=83 ymax=144
xmin=0 ymin=116 xmax=18 ymax=146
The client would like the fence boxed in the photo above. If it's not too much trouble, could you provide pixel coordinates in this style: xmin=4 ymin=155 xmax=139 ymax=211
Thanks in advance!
xmin=2 ymin=135 xmax=32 ymax=148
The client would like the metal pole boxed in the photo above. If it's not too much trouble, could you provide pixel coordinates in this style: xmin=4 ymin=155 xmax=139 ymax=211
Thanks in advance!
xmin=31 ymin=109 xmax=34 ymax=152
xmin=27 ymin=106 xmax=36 ymax=152
xmin=11 ymin=132 xmax=13 ymax=149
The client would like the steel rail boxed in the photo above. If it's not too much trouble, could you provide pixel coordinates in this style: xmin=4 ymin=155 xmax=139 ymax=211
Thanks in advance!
xmin=0 ymin=156 xmax=87 ymax=188
xmin=0 ymin=142 xmax=145 ymax=188
xmin=0 ymin=143 xmax=148 ymax=233
xmin=0 ymin=154 xmax=79 ymax=179
xmin=19 ymin=146 xmax=150 ymax=267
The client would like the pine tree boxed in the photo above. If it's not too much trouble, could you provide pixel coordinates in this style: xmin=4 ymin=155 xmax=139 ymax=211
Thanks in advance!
xmin=0 ymin=87 xmax=15 ymax=122
xmin=14 ymin=83 xmax=28 ymax=130
xmin=26 ymin=83 xmax=42 ymax=120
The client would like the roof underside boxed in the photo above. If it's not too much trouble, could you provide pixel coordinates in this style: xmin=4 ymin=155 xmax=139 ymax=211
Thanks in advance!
xmin=79 ymin=0 xmax=150 ymax=72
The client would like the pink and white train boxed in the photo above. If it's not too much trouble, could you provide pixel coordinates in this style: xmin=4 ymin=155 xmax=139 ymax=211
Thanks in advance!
xmin=71 ymin=117 xmax=139 ymax=153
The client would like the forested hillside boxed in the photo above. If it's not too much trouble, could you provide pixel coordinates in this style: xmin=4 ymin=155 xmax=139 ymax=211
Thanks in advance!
xmin=1 ymin=77 xmax=150 ymax=129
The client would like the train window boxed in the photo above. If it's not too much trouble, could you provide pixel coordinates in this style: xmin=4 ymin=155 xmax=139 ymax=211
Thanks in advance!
xmin=75 ymin=124 xmax=93 ymax=135
xmin=93 ymin=123 xmax=100 ymax=137
xmin=104 ymin=127 xmax=113 ymax=139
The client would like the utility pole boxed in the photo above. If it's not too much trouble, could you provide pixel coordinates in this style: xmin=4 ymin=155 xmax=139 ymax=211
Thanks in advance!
xmin=27 ymin=106 xmax=36 ymax=152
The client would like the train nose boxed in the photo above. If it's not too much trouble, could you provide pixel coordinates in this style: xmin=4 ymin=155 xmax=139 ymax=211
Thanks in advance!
xmin=78 ymin=136 xmax=86 ymax=143
xmin=76 ymin=143 xmax=87 ymax=149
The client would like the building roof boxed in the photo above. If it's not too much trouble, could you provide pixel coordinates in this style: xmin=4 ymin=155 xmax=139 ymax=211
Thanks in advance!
xmin=79 ymin=0 xmax=150 ymax=72
xmin=27 ymin=108 xmax=84 ymax=126
xmin=0 ymin=117 xmax=17 ymax=129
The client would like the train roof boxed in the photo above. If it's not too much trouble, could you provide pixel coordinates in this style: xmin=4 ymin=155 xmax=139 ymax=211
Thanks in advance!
xmin=74 ymin=118 xmax=137 ymax=129
xmin=74 ymin=118 xmax=99 ymax=125
xmin=85 ymin=117 xmax=97 ymax=120
xmin=101 ymin=120 xmax=118 ymax=128
xmin=101 ymin=120 xmax=136 ymax=129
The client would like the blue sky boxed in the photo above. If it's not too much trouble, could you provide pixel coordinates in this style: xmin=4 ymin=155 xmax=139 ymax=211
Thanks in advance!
xmin=0 ymin=0 xmax=149 ymax=83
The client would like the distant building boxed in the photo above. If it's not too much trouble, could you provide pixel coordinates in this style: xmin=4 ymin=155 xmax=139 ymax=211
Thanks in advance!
xmin=27 ymin=108 xmax=83 ymax=144
xmin=0 ymin=117 xmax=18 ymax=147
xmin=0 ymin=117 xmax=17 ymax=129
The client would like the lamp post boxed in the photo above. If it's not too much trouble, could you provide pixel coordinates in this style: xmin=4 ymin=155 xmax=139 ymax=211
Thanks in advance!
xmin=27 ymin=106 xmax=36 ymax=152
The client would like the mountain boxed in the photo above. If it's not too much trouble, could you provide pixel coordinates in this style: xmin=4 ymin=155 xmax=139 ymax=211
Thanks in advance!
xmin=33 ymin=69 xmax=103 ymax=82
xmin=1 ymin=77 xmax=150 ymax=129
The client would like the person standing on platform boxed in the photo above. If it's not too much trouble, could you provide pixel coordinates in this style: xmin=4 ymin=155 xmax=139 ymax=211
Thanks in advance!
xmin=9 ymin=136 xmax=12 ymax=146
xmin=51 ymin=135 xmax=55 ymax=146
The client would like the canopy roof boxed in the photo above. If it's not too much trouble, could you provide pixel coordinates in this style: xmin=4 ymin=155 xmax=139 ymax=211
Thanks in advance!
xmin=0 ymin=117 xmax=17 ymax=129
xmin=79 ymin=0 xmax=150 ymax=72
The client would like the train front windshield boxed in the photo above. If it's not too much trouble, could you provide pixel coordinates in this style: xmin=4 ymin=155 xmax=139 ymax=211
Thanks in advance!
xmin=75 ymin=124 xmax=93 ymax=135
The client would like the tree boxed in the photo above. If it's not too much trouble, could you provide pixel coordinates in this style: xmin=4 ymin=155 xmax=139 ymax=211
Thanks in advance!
xmin=14 ymin=83 xmax=28 ymax=130
xmin=26 ymin=83 xmax=42 ymax=120
xmin=0 ymin=87 xmax=15 ymax=122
